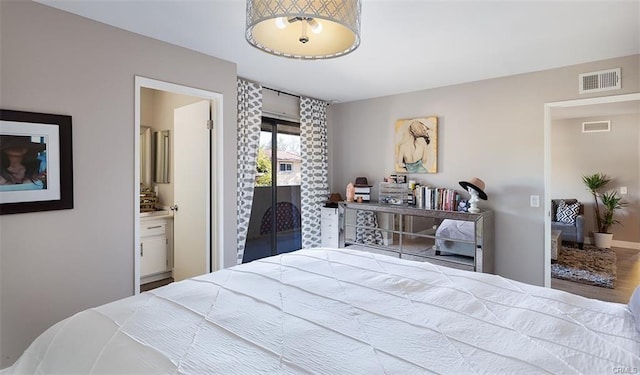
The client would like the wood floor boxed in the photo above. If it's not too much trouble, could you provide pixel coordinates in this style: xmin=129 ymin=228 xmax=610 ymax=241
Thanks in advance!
xmin=551 ymin=246 xmax=640 ymax=304
xmin=141 ymin=277 xmax=173 ymax=292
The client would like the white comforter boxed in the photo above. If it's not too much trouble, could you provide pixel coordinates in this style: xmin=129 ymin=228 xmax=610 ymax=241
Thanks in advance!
xmin=6 ymin=248 xmax=640 ymax=374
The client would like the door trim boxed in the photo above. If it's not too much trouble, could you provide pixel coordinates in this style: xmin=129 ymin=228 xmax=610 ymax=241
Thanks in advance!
xmin=134 ymin=76 xmax=224 ymax=294
xmin=543 ymin=92 xmax=640 ymax=288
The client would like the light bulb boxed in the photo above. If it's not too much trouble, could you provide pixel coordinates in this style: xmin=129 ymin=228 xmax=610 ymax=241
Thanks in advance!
xmin=309 ymin=19 xmax=323 ymax=34
xmin=275 ymin=17 xmax=287 ymax=29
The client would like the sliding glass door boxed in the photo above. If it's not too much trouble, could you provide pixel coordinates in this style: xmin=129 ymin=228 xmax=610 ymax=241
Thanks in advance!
xmin=243 ymin=117 xmax=302 ymax=262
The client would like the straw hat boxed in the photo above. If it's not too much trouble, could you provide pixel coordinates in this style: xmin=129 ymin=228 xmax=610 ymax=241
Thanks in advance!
xmin=459 ymin=177 xmax=487 ymax=200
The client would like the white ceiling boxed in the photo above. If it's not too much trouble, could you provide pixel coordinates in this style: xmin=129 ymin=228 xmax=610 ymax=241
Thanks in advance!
xmin=37 ymin=0 xmax=640 ymax=103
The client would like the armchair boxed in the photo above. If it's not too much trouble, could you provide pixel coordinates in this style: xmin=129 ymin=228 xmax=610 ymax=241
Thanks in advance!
xmin=551 ymin=199 xmax=584 ymax=249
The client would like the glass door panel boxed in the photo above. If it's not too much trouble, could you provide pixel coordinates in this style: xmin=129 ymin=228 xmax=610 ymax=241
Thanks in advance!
xmin=243 ymin=118 xmax=301 ymax=262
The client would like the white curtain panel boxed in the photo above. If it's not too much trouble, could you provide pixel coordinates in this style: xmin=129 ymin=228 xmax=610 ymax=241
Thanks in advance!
xmin=236 ymin=79 xmax=262 ymax=264
xmin=300 ymin=97 xmax=329 ymax=248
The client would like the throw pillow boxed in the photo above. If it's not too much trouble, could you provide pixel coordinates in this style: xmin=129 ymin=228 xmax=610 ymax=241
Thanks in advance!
xmin=556 ymin=200 xmax=580 ymax=224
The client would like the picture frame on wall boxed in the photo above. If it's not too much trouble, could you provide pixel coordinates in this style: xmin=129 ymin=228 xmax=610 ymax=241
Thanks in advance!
xmin=394 ymin=116 xmax=438 ymax=173
xmin=0 ymin=109 xmax=73 ymax=215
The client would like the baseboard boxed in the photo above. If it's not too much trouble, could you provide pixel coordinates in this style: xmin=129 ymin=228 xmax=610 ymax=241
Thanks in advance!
xmin=612 ymin=239 xmax=640 ymax=250
xmin=584 ymin=237 xmax=640 ymax=250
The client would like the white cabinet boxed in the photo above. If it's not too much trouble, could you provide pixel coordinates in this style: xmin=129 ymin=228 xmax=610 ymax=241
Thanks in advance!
xmin=141 ymin=236 xmax=168 ymax=277
xmin=140 ymin=218 xmax=172 ymax=278
xmin=321 ymin=206 xmax=340 ymax=248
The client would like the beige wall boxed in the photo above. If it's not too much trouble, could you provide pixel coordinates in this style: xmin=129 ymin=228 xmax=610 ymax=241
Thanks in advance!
xmin=143 ymin=88 xmax=204 ymax=207
xmin=328 ymin=54 xmax=639 ymax=286
xmin=551 ymin=114 xmax=639 ymax=243
xmin=0 ymin=1 xmax=237 ymax=367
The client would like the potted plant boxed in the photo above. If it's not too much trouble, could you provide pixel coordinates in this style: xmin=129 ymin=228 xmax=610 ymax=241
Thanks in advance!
xmin=582 ymin=173 xmax=626 ymax=248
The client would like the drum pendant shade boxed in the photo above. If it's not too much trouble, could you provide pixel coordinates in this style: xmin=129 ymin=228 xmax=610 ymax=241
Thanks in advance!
xmin=245 ymin=0 xmax=361 ymax=60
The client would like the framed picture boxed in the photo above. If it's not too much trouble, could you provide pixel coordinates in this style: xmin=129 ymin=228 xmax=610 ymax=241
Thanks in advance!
xmin=0 ymin=110 xmax=73 ymax=215
xmin=394 ymin=116 xmax=437 ymax=173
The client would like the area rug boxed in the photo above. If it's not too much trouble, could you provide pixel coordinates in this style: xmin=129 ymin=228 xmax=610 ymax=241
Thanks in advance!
xmin=551 ymin=244 xmax=617 ymax=289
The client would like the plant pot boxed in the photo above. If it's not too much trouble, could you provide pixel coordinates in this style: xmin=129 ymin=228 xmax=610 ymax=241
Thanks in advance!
xmin=593 ymin=232 xmax=613 ymax=249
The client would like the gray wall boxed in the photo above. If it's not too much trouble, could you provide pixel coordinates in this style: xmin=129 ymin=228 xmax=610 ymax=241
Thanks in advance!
xmin=551 ymin=114 xmax=639 ymax=242
xmin=328 ymin=54 xmax=640 ymax=286
xmin=0 ymin=1 xmax=238 ymax=367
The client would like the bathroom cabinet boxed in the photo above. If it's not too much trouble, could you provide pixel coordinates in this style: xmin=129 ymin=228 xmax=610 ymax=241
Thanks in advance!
xmin=140 ymin=217 xmax=172 ymax=280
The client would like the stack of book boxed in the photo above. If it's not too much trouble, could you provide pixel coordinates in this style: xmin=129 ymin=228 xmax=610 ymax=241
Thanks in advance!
xmin=414 ymin=186 xmax=461 ymax=211
xmin=354 ymin=186 xmax=371 ymax=201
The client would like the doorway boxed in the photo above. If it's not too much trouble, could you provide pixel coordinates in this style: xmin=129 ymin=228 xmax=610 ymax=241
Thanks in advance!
xmin=134 ymin=77 xmax=223 ymax=294
xmin=242 ymin=117 xmax=302 ymax=262
xmin=543 ymin=92 xmax=640 ymax=290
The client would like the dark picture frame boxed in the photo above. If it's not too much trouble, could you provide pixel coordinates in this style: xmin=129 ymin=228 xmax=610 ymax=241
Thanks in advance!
xmin=0 ymin=110 xmax=73 ymax=215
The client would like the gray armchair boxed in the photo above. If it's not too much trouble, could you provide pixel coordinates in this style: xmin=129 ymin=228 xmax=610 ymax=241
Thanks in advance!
xmin=551 ymin=199 xmax=584 ymax=249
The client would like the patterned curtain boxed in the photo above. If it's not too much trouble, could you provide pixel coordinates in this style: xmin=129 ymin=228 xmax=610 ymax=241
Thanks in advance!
xmin=300 ymin=97 xmax=329 ymax=248
xmin=236 ymin=79 xmax=262 ymax=264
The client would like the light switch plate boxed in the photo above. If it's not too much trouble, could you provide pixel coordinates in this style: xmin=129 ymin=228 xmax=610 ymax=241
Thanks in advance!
xmin=530 ymin=195 xmax=540 ymax=207
xmin=620 ymin=186 xmax=627 ymax=194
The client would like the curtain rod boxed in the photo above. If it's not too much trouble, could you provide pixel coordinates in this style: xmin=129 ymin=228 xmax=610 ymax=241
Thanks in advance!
xmin=260 ymin=83 xmax=331 ymax=105
xmin=264 ymin=86 xmax=331 ymax=106
xmin=263 ymin=86 xmax=300 ymax=99
xmin=240 ymin=77 xmax=330 ymax=104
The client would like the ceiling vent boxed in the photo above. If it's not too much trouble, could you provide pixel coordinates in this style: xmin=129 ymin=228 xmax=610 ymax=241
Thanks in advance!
xmin=582 ymin=120 xmax=611 ymax=133
xmin=579 ymin=68 xmax=620 ymax=94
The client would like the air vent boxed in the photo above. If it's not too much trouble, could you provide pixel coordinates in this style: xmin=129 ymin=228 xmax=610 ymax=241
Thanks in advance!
xmin=579 ymin=68 xmax=620 ymax=94
xmin=582 ymin=120 xmax=611 ymax=133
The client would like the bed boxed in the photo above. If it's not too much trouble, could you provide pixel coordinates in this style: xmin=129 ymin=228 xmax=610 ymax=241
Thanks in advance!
xmin=4 ymin=248 xmax=640 ymax=374
xmin=435 ymin=219 xmax=476 ymax=257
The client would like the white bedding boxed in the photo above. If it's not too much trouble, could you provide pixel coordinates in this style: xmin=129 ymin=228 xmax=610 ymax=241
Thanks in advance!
xmin=5 ymin=248 xmax=639 ymax=374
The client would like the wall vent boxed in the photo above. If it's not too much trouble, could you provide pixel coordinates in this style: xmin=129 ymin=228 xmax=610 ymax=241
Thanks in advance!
xmin=579 ymin=68 xmax=620 ymax=94
xmin=582 ymin=120 xmax=611 ymax=133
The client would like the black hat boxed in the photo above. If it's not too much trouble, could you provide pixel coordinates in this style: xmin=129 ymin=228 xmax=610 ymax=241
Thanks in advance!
xmin=459 ymin=177 xmax=487 ymax=200
xmin=354 ymin=177 xmax=371 ymax=187
xmin=0 ymin=135 xmax=46 ymax=152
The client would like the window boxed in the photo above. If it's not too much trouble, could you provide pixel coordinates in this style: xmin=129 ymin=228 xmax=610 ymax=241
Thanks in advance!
xmin=279 ymin=163 xmax=292 ymax=172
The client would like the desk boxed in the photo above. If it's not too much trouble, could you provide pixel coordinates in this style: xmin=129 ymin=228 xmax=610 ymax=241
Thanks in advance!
xmin=551 ymin=229 xmax=562 ymax=261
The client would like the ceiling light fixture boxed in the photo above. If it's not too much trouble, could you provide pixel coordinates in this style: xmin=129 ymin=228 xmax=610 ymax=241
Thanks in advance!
xmin=245 ymin=0 xmax=361 ymax=60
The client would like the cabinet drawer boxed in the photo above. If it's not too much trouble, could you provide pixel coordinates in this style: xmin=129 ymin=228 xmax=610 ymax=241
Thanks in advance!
xmin=322 ymin=221 xmax=336 ymax=230
xmin=321 ymin=208 xmax=338 ymax=219
xmin=141 ymin=221 xmax=166 ymax=237
xmin=321 ymin=211 xmax=337 ymax=219
xmin=321 ymin=235 xmax=339 ymax=248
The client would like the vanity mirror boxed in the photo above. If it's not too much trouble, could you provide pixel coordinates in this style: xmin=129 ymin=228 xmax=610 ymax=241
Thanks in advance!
xmin=140 ymin=126 xmax=151 ymax=187
xmin=154 ymin=130 xmax=170 ymax=183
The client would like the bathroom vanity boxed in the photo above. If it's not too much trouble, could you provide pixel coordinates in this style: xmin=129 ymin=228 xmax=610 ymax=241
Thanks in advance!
xmin=140 ymin=211 xmax=173 ymax=284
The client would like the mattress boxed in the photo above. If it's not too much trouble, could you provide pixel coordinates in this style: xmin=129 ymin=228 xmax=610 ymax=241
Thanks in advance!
xmin=5 ymin=248 xmax=639 ymax=374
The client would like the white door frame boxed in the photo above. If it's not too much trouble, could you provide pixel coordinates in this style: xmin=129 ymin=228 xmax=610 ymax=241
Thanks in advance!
xmin=543 ymin=92 xmax=640 ymax=287
xmin=134 ymin=76 xmax=224 ymax=294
